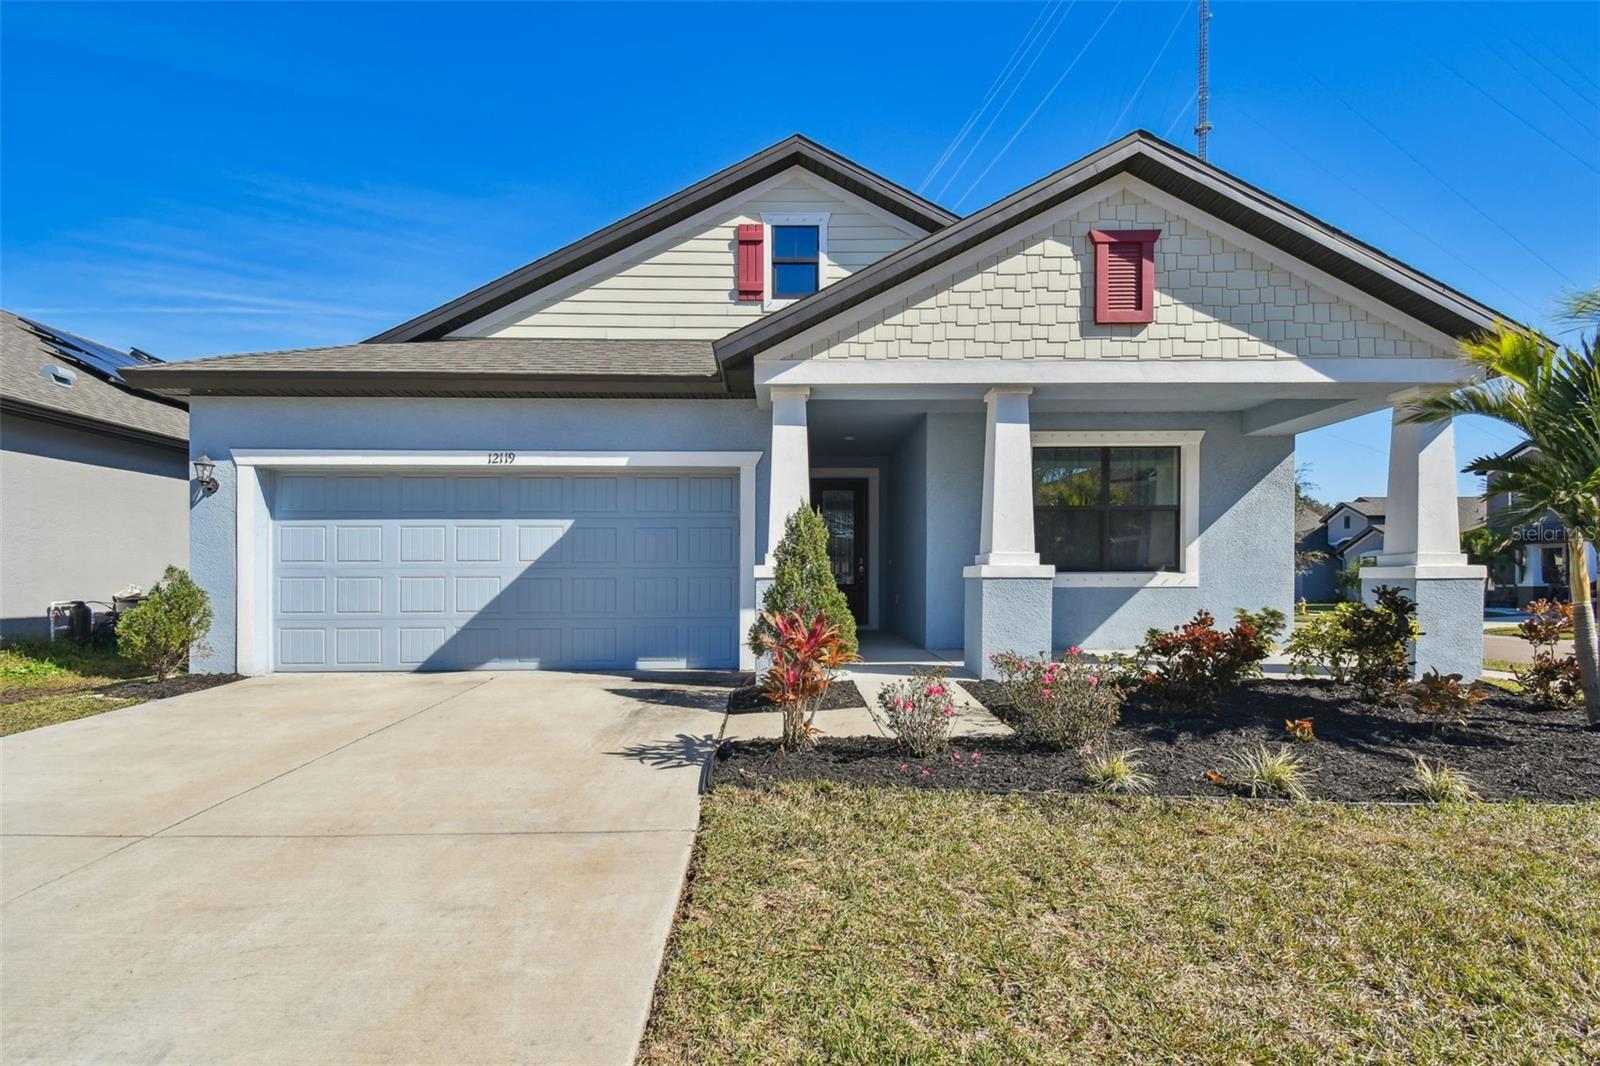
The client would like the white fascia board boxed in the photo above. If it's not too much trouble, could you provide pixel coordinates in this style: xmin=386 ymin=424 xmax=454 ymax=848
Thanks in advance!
xmin=233 ymin=449 xmax=762 ymax=469
xmin=751 ymin=171 xmax=1472 ymax=365
xmin=755 ymin=355 xmax=1476 ymax=402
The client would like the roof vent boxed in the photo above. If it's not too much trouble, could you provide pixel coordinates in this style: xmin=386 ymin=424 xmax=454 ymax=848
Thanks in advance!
xmin=41 ymin=364 xmax=77 ymax=388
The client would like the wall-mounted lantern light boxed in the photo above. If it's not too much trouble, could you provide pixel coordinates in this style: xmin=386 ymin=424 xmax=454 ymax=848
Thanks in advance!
xmin=193 ymin=454 xmax=219 ymax=495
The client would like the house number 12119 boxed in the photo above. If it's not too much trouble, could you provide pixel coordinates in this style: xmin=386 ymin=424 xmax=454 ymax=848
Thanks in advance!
xmin=487 ymin=452 xmax=517 ymax=465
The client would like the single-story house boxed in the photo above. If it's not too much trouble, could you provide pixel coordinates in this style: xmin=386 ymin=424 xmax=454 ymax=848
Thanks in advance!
xmin=1 ymin=312 xmax=189 ymax=639
xmin=1297 ymin=495 xmax=1488 ymax=602
xmin=126 ymin=131 xmax=1500 ymax=679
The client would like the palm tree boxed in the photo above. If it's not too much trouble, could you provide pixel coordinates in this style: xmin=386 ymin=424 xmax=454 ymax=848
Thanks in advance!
xmin=1406 ymin=289 xmax=1600 ymax=725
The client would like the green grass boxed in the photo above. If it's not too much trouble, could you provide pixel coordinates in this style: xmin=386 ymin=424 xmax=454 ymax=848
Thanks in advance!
xmin=1486 ymin=626 xmax=1574 ymax=639
xmin=1485 ymin=657 xmax=1526 ymax=674
xmin=642 ymin=784 xmax=1600 ymax=1064
xmin=0 ymin=639 xmax=149 ymax=736
xmin=1 ymin=691 xmax=143 ymax=736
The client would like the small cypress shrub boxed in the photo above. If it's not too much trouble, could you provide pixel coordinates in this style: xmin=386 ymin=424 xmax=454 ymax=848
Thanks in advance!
xmin=116 ymin=566 xmax=213 ymax=680
xmin=748 ymin=506 xmax=858 ymax=656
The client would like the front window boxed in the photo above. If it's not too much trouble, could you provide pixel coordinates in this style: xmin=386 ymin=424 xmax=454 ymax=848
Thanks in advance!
xmin=1033 ymin=446 xmax=1181 ymax=571
xmin=771 ymin=225 xmax=820 ymax=298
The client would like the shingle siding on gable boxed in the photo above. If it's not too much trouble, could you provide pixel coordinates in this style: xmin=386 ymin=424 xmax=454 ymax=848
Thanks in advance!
xmin=792 ymin=189 xmax=1452 ymax=362
xmin=465 ymin=171 xmax=924 ymax=341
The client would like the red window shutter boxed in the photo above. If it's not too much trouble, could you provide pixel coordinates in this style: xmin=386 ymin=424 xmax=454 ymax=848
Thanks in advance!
xmin=1090 ymin=228 xmax=1159 ymax=324
xmin=736 ymin=223 xmax=764 ymax=302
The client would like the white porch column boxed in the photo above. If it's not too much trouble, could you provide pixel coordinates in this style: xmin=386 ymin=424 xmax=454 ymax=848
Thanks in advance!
xmin=1375 ymin=406 xmax=1469 ymax=569
xmin=1522 ymin=542 xmax=1543 ymax=587
xmin=964 ymin=386 xmax=1053 ymax=679
xmin=764 ymin=385 xmax=810 ymax=565
xmin=975 ymin=386 xmax=1040 ymax=567
xmin=1362 ymin=401 xmax=1486 ymax=679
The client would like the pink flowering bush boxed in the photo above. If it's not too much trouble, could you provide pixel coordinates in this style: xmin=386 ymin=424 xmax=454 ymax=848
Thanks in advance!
xmin=872 ymin=666 xmax=956 ymax=757
xmin=991 ymin=648 xmax=1124 ymax=751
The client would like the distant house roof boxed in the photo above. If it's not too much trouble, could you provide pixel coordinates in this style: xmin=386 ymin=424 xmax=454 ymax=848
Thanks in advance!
xmin=1 ymin=312 xmax=187 ymax=447
xmin=1323 ymin=494 xmax=1485 ymax=553
xmin=122 ymin=337 xmax=731 ymax=398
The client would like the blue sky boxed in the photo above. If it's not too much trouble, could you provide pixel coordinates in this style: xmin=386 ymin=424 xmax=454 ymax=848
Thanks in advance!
xmin=4 ymin=1 xmax=1597 ymax=503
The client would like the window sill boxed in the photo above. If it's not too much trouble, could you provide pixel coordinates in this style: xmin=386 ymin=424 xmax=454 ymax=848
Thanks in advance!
xmin=1052 ymin=571 xmax=1198 ymax=589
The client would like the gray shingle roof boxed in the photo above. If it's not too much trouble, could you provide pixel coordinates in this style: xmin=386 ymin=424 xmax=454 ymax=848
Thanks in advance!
xmin=121 ymin=337 xmax=728 ymax=397
xmin=2 ymin=311 xmax=187 ymax=445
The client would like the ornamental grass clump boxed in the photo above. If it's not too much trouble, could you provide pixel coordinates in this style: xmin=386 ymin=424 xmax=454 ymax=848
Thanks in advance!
xmin=1085 ymin=748 xmax=1154 ymax=795
xmin=1225 ymin=744 xmax=1310 ymax=801
xmin=991 ymin=648 xmax=1124 ymax=751
xmin=756 ymin=609 xmax=860 ymax=752
xmin=872 ymin=666 xmax=956 ymax=757
xmin=1405 ymin=756 xmax=1482 ymax=804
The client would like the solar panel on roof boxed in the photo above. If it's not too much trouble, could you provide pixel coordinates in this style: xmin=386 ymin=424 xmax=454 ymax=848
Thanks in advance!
xmin=17 ymin=315 xmax=162 ymax=385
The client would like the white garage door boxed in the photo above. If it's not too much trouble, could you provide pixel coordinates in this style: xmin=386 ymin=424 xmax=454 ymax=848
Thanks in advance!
xmin=269 ymin=470 xmax=740 ymax=671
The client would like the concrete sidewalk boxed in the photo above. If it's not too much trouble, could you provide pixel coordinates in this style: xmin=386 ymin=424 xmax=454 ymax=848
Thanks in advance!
xmin=1 ymin=670 xmax=731 ymax=1065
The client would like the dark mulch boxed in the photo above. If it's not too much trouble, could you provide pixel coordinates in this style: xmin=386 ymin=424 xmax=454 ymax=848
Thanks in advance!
xmin=100 ymin=672 xmax=245 ymax=701
xmin=713 ymin=679 xmax=1600 ymax=801
xmin=727 ymin=679 xmax=866 ymax=714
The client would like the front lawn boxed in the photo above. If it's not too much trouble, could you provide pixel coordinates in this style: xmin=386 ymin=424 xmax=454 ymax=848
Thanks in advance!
xmin=642 ymin=785 xmax=1600 ymax=1064
xmin=0 ymin=640 xmax=241 ymax=736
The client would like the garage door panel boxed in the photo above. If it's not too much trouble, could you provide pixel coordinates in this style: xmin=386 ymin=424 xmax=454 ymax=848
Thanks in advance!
xmin=270 ymin=471 xmax=739 ymax=671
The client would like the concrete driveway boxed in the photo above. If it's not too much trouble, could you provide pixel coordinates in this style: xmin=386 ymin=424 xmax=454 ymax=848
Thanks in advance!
xmin=1 ymin=670 xmax=731 ymax=1065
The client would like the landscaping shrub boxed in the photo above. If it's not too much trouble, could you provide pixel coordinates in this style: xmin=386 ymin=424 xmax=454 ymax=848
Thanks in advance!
xmin=1234 ymin=606 xmax=1288 ymax=677
xmin=1224 ymin=744 xmax=1310 ymax=801
xmin=1132 ymin=609 xmax=1272 ymax=713
xmin=1285 ymin=604 xmax=1358 ymax=682
xmin=1405 ymin=668 xmax=1489 ymax=729
xmin=1284 ymin=717 xmax=1315 ymax=743
xmin=748 ymin=506 xmax=857 ymax=657
xmin=755 ymin=609 xmax=859 ymax=752
xmin=1513 ymin=599 xmax=1583 ymax=711
xmin=114 ymin=566 xmax=212 ymax=681
xmin=871 ymin=667 xmax=955 ymax=757
xmin=1343 ymin=586 xmax=1421 ymax=700
xmin=991 ymin=648 xmax=1124 ymax=750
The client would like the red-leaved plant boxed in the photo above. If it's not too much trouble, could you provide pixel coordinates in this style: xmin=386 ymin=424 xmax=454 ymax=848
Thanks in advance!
xmin=1133 ymin=610 xmax=1270 ymax=713
xmin=757 ymin=609 xmax=861 ymax=752
xmin=1514 ymin=599 xmax=1582 ymax=711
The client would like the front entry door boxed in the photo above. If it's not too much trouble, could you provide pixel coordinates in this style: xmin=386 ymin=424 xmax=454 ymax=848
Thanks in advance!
xmin=812 ymin=478 xmax=868 ymax=625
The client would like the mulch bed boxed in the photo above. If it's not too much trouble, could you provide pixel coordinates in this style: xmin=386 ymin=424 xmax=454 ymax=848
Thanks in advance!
xmin=99 ymin=672 xmax=245 ymax=701
xmin=727 ymin=679 xmax=866 ymax=714
xmin=713 ymin=679 xmax=1599 ymax=802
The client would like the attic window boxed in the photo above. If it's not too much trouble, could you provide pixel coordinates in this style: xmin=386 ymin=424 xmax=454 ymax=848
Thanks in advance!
xmin=760 ymin=212 xmax=829 ymax=309
xmin=1090 ymin=228 xmax=1159 ymax=325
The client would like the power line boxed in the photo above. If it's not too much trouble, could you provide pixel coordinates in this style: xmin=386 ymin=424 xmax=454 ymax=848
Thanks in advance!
xmin=1228 ymin=101 xmax=1534 ymax=318
xmin=919 ymin=1 xmax=1060 ymax=193
xmin=1103 ymin=1 xmax=1194 ymax=143
xmin=1163 ymin=87 xmax=1199 ymax=140
xmin=1405 ymin=34 xmax=1600 ymax=174
xmin=935 ymin=1 xmax=1077 ymax=202
xmin=954 ymin=0 xmax=1124 ymax=209
xmin=1462 ymin=16 xmax=1600 ymax=137
xmin=1306 ymin=70 xmax=1580 ymax=287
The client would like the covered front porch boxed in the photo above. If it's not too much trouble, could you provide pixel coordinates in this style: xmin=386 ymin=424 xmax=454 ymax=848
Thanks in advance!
xmin=755 ymin=362 xmax=1487 ymax=679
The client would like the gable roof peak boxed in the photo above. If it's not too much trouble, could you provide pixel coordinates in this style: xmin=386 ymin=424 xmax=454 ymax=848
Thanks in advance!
xmin=367 ymin=135 xmax=958 ymax=344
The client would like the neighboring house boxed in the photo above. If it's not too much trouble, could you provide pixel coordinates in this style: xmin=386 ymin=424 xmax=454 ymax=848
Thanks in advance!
xmin=126 ymin=131 xmax=1503 ymax=680
xmin=1485 ymin=441 xmax=1599 ymax=606
xmin=1 ymin=312 xmax=189 ymax=639
xmin=1296 ymin=495 xmax=1487 ymax=602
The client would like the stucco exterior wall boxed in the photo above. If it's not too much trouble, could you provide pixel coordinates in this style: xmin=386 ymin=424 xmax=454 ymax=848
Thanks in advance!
xmin=887 ymin=421 xmax=928 ymax=644
xmin=0 ymin=413 xmax=188 ymax=639
xmin=796 ymin=184 xmax=1452 ymax=363
xmin=186 ymin=397 xmax=772 ymax=672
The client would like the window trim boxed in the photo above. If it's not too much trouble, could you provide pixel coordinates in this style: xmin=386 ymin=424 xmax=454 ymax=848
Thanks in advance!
xmin=761 ymin=212 xmax=829 ymax=311
xmin=1031 ymin=430 xmax=1202 ymax=588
